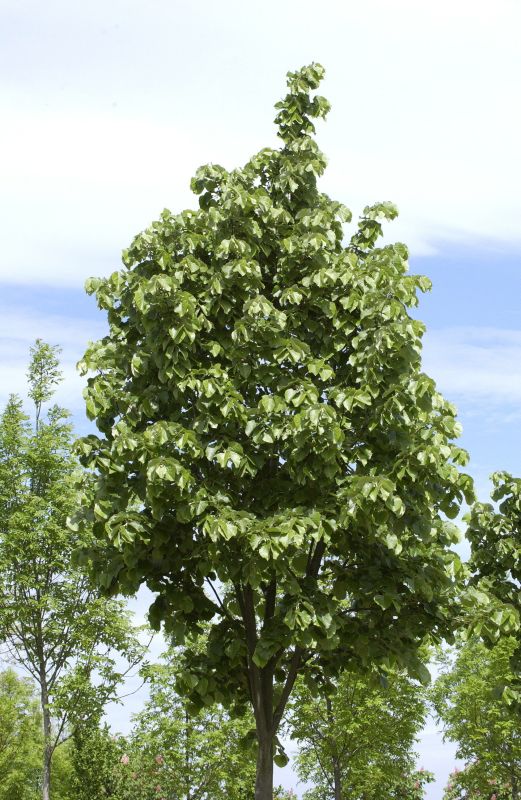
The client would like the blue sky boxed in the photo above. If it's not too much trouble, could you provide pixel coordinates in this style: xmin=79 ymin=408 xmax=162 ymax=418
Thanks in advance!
xmin=1 ymin=1 xmax=520 ymax=797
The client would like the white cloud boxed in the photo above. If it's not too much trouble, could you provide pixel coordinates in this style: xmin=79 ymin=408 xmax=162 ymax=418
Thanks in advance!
xmin=0 ymin=0 xmax=520 ymax=286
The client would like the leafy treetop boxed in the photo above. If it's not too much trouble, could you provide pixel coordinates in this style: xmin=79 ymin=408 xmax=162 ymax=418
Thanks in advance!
xmin=74 ymin=62 xmax=473 ymax=796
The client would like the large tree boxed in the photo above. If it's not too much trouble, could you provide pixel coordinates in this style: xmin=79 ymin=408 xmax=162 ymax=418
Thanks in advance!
xmin=74 ymin=63 xmax=473 ymax=798
xmin=0 ymin=341 xmax=142 ymax=800
xmin=289 ymin=667 xmax=427 ymax=800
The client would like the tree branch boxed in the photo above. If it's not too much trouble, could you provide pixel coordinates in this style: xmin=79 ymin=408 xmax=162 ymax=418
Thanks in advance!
xmin=273 ymin=646 xmax=302 ymax=729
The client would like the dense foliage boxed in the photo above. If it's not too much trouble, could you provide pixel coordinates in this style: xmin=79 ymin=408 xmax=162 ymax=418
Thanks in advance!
xmin=443 ymin=765 xmax=514 ymax=800
xmin=467 ymin=473 xmax=521 ymax=680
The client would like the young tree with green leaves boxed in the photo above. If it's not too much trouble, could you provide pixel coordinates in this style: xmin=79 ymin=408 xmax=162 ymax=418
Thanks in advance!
xmin=432 ymin=637 xmax=521 ymax=800
xmin=289 ymin=668 xmax=427 ymax=800
xmin=121 ymin=646 xmax=257 ymax=800
xmin=466 ymin=472 xmax=521 ymax=670
xmin=0 ymin=669 xmax=42 ymax=800
xmin=0 ymin=341 xmax=143 ymax=800
xmin=74 ymin=63 xmax=473 ymax=798
xmin=67 ymin=722 xmax=126 ymax=800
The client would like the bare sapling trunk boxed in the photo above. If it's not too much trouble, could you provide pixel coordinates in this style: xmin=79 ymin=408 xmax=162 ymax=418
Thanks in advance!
xmin=332 ymin=754 xmax=342 ymax=800
xmin=326 ymin=696 xmax=342 ymax=800
xmin=40 ymin=678 xmax=52 ymax=800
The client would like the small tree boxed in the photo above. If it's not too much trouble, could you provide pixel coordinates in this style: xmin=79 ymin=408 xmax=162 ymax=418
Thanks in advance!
xmin=69 ymin=723 xmax=126 ymax=800
xmin=0 ymin=341 xmax=143 ymax=800
xmin=432 ymin=637 xmax=521 ymax=800
xmin=289 ymin=667 xmax=427 ymax=800
xmin=75 ymin=63 xmax=473 ymax=798
xmin=125 ymin=646 xmax=257 ymax=800
xmin=0 ymin=669 xmax=42 ymax=800
xmin=466 ymin=472 xmax=521 ymax=666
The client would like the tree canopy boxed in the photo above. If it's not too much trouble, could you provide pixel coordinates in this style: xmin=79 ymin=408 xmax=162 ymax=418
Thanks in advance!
xmin=289 ymin=666 xmax=427 ymax=800
xmin=74 ymin=62 xmax=473 ymax=797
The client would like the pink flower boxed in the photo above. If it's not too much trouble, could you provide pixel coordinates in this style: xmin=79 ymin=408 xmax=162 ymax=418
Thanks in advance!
xmin=120 ymin=754 xmax=129 ymax=766
xmin=155 ymin=754 xmax=165 ymax=765
xmin=490 ymin=794 xmax=497 ymax=800
xmin=414 ymin=781 xmax=420 ymax=789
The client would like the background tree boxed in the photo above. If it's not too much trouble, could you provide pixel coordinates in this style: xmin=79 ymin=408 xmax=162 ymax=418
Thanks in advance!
xmin=75 ymin=63 xmax=473 ymax=798
xmin=69 ymin=723 xmax=128 ymax=800
xmin=432 ymin=636 xmax=521 ymax=800
xmin=123 ymin=646 xmax=257 ymax=800
xmin=47 ymin=743 xmax=75 ymax=800
xmin=0 ymin=341 xmax=143 ymax=800
xmin=0 ymin=669 xmax=42 ymax=800
xmin=289 ymin=667 xmax=427 ymax=800
xmin=466 ymin=472 xmax=521 ymax=677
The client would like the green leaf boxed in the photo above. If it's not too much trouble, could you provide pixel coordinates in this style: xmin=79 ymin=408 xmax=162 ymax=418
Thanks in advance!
xmin=274 ymin=751 xmax=289 ymax=768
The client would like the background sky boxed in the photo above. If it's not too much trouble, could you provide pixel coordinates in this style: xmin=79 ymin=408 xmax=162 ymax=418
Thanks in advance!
xmin=1 ymin=1 xmax=520 ymax=797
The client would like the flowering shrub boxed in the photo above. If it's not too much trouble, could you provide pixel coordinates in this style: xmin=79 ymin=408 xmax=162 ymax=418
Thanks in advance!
xmin=442 ymin=763 xmax=513 ymax=800
xmin=274 ymin=789 xmax=297 ymax=800
xmin=394 ymin=768 xmax=435 ymax=800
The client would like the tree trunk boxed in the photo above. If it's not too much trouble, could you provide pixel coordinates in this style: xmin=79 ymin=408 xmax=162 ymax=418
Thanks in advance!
xmin=255 ymin=731 xmax=274 ymax=800
xmin=239 ymin=582 xmax=305 ymax=800
xmin=253 ymin=663 xmax=275 ymax=800
xmin=40 ymin=680 xmax=52 ymax=800
xmin=325 ymin=696 xmax=342 ymax=800
xmin=333 ymin=756 xmax=342 ymax=800
xmin=185 ymin=709 xmax=191 ymax=800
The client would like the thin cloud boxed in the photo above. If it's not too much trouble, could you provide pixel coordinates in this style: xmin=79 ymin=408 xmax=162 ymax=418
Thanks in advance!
xmin=423 ymin=327 xmax=521 ymax=405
